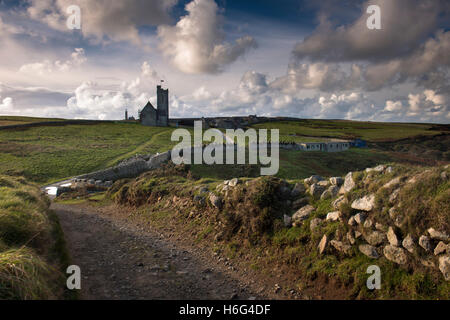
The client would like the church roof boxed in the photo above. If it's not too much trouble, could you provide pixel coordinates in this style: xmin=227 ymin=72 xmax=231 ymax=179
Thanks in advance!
xmin=142 ymin=101 xmax=156 ymax=112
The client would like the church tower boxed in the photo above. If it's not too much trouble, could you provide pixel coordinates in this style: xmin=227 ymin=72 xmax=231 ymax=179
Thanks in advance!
xmin=156 ymin=85 xmax=169 ymax=126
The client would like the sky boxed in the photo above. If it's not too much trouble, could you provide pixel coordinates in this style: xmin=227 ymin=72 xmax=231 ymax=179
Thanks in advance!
xmin=0 ymin=0 xmax=449 ymax=123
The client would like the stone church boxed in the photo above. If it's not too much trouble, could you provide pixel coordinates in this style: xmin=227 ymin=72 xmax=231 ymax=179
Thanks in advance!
xmin=140 ymin=85 xmax=169 ymax=127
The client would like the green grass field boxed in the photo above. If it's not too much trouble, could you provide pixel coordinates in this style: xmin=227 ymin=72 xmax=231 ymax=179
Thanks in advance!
xmin=252 ymin=120 xmax=444 ymax=142
xmin=0 ymin=117 xmax=446 ymax=185
xmin=0 ymin=116 xmax=67 ymax=126
xmin=0 ymin=122 xmax=182 ymax=184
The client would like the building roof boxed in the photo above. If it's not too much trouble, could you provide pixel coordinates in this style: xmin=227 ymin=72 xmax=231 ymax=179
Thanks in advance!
xmin=142 ymin=101 xmax=156 ymax=113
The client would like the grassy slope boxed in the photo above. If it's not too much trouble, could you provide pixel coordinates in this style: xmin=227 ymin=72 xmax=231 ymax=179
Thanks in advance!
xmin=0 ymin=122 xmax=183 ymax=184
xmin=0 ymin=116 xmax=66 ymax=126
xmin=252 ymin=120 xmax=443 ymax=142
xmin=0 ymin=175 xmax=70 ymax=299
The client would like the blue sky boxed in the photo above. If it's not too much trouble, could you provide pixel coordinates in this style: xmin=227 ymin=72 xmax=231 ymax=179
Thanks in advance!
xmin=0 ymin=0 xmax=449 ymax=123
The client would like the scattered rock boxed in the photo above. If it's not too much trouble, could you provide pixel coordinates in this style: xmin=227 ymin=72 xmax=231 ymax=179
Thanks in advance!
xmin=419 ymin=235 xmax=433 ymax=252
xmin=363 ymin=219 xmax=373 ymax=229
xmin=438 ymin=255 xmax=450 ymax=281
xmin=304 ymin=175 xmax=323 ymax=185
xmin=389 ymin=189 xmax=400 ymax=203
xmin=329 ymin=177 xmax=344 ymax=186
xmin=387 ymin=227 xmax=400 ymax=247
xmin=366 ymin=165 xmax=386 ymax=173
xmin=434 ymin=242 xmax=449 ymax=256
xmin=364 ymin=231 xmax=386 ymax=246
xmin=420 ymin=258 xmax=435 ymax=268
xmin=383 ymin=245 xmax=408 ymax=265
xmin=310 ymin=183 xmax=326 ymax=198
xmin=359 ymin=244 xmax=379 ymax=259
xmin=402 ymin=234 xmax=415 ymax=254
xmin=382 ymin=177 xmax=401 ymax=189
xmin=309 ymin=218 xmax=322 ymax=232
xmin=386 ymin=166 xmax=393 ymax=173
xmin=348 ymin=216 xmax=357 ymax=226
xmin=291 ymin=183 xmax=306 ymax=198
xmin=375 ymin=222 xmax=387 ymax=232
xmin=354 ymin=212 xmax=367 ymax=225
xmin=292 ymin=205 xmax=315 ymax=224
xmin=318 ymin=235 xmax=328 ymax=254
xmin=341 ymin=172 xmax=355 ymax=193
xmin=351 ymin=194 xmax=376 ymax=211
xmin=427 ymin=228 xmax=449 ymax=241
xmin=321 ymin=185 xmax=339 ymax=200
xmin=326 ymin=211 xmax=341 ymax=222
xmin=347 ymin=231 xmax=356 ymax=245
xmin=332 ymin=196 xmax=348 ymax=210
xmin=330 ymin=240 xmax=352 ymax=254
xmin=283 ymin=214 xmax=292 ymax=228
xmin=355 ymin=231 xmax=362 ymax=239
xmin=292 ymin=197 xmax=309 ymax=210
xmin=228 ymin=178 xmax=239 ymax=187
xmin=209 ymin=193 xmax=223 ymax=210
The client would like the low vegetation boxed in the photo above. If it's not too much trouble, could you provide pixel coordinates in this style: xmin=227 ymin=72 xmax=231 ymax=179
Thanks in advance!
xmin=0 ymin=175 xmax=70 ymax=299
xmin=94 ymin=162 xmax=449 ymax=299
xmin=252 ymin=120 xmax=446 ymax=142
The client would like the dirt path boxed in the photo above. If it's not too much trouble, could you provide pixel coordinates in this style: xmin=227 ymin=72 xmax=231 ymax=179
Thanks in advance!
xmin=52 ymin=203 xmax=259 ymax=300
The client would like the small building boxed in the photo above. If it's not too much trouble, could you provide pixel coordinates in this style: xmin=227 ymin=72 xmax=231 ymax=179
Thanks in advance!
xmin=140 ymin=85 xmax=169 ymax=127
xmin=297 ymin=142 xmax=350 ymax=152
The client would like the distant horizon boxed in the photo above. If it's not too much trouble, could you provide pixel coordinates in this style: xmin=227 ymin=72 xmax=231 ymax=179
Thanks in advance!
xmin=1 ymin=114 xmax=449 ymax=126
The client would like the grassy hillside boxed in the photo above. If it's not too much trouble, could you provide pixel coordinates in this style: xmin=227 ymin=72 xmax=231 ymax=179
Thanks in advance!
xmin=0 ymin=175 xmax=70 ymax=299
xmin=0 ymin=116 xmax=66 ymax=127
xmin=252 ymin=120 xmax=445 ymax=142
xmin=0 ymin=122 xmax=182 ymax=184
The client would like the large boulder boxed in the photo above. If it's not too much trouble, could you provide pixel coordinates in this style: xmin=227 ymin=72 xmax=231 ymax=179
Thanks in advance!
xmin=351 ymin=194 xmax=376 ymax=211
xmin=292 ymin=205 xmax=315 ymax=225
xmin=359 ymin=244 xmax=379 ymax=259
xmin=383 ymin=245 xmax=408 ymax=265
xmin=438 ymin=255 xmax=450 ymax=281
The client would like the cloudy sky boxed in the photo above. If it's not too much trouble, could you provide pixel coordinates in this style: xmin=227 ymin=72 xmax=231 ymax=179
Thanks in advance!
xmin=0 ymin=0 xmax=449 ymax=123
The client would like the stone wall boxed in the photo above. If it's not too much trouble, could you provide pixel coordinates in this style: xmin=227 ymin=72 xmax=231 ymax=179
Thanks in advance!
xmin=77 ymin=151 xmax=172 ymax=182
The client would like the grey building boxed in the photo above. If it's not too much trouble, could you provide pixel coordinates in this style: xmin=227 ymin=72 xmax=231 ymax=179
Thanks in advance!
xmin=140 ymin=85 xmax=169 ymax=126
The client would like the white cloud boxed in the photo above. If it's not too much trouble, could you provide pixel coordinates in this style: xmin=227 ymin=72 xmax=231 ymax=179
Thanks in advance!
xmin=26 ymin=0 xmax=177 ymax=44
xmin=0 ymin=96 xmax=14 ymax=109
xmin=157 ymin=0 xmax=257 ymax=74
xmin=384 ymin=100 xmax=403 ymax=112
xmin=19 ymin=48 xmax=87 ymax=75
